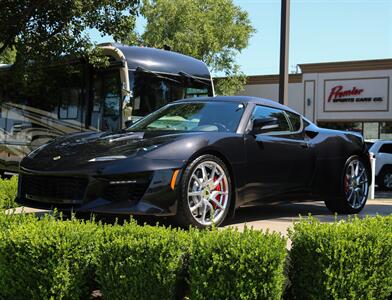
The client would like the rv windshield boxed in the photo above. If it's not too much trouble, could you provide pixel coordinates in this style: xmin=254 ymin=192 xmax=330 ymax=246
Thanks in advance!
xmin=127 ymin=70 xmax=212 ymax=120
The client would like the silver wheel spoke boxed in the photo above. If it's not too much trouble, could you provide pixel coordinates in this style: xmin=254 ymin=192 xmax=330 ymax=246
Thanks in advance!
xmin=212 ymin=174 xmax=224 ymax=189
xmin=347 ymin=187 xmax=354 ymax=201
xmin=211 ymin=190 xmax=228 ymax=197
xmin=201 ymin=165 xmax=208 ymax=182
xmin=201 ymin=201 xmax=208 ymax=223
xmin=209 ymin=197 xmax=224 ymax=210
xmin=210 ymin=165 xmax=217 ymax=181
xmin=355 ymin=162 xmax=359 ymax=176
xmin=188 ymin=191 xmax=202 ymax=197
xmin=357 ymin=168 xmax=365 ymax=180
xmin=352 ymin=190 xmax=357 ymax=207
xmin=190 ymin=201 xmax=203 ymax=213
xmin=192 ymin=175 xmax=202 ymax=187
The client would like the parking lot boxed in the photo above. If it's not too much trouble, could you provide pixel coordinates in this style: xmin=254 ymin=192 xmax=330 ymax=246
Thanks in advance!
xmin=226 ymin=197 xmax=392 ymax=234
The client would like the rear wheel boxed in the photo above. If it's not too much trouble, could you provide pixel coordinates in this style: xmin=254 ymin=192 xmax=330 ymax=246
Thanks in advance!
xmin=378 ymin=167 xmax=392 ymax=191
xmin=176 ymin=154 xmax=231 ymax=228
xmin=324 ymin=155 xmax=369 ymax=214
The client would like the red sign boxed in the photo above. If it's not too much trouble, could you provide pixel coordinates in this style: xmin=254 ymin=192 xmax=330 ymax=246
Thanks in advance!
xmin=328 ymin=85 xmax=364 ymax=102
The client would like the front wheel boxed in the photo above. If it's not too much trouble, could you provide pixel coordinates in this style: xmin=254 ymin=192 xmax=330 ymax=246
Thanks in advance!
xmin=324 ymin=155 xmax=370 ymax=214
xmin=176 ymin=154 xmax=231 ymax=228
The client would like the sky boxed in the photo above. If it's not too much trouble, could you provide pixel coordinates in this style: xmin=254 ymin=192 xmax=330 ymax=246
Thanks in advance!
xmin=90 ymin=0 xmax=392 ymax=76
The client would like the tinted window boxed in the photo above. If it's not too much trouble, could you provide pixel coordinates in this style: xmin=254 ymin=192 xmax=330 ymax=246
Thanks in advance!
xmin=286 ymin=111 xmax=302 ymax=131
xmin=379 ymin=144 xmax=392 ymax=154
xmin=130 ymin=71 xmax=212 ymax=118
xmin=251 ymin=105 xmax=290 ymax=133
xmin=128 ymin=101 xmax=245 ymax=132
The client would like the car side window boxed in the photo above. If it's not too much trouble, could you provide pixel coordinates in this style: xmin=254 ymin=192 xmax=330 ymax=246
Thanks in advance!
xmin=286 ymin=111 xmax=302 ymax=132
xmin=251 ymin=105 xmax=290 ymax=134
xmin=379 ymin=144 xmax=392 ymax=154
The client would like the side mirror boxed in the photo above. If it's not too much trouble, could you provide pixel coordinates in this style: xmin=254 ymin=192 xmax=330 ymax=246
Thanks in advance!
xmin=251 ymin=117 xmax=279 ymax=134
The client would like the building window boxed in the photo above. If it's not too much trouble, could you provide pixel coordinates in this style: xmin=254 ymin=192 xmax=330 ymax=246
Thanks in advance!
xmin=380 ymin=122 xmax=392 ymax=140
xmin=363 ymin=122 xmax=379 ymax=140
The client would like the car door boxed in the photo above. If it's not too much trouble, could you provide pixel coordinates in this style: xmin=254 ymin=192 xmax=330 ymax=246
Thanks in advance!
xmin=244 ymin=105 xmax=314 ymax=201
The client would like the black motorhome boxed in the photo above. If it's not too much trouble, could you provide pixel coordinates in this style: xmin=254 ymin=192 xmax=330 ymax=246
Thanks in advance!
xmin=0 ymin=43 xmax=214 ymax=173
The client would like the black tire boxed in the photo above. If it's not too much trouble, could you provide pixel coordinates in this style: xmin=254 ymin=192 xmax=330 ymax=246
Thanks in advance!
xmin=324 ymin=155 xmax=370 ymax=214
xmin=175 ymin=154 xmax=232 ymax=228
xmin=378 ymin=166 xmax=392 ymax=191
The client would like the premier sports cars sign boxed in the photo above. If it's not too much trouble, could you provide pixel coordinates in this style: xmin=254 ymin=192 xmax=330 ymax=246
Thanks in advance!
xmin=323 ymin=77 xmax=389 ymax=112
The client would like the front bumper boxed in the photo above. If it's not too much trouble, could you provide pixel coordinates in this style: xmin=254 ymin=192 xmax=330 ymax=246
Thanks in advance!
xmin=16 ymin=167 xmax=182 ymax=216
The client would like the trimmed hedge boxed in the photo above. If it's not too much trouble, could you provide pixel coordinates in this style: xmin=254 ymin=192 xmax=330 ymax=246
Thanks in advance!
xmin=0 ymin=213 xmax=102 ymax=300
xmin=0 ymin=176 xmax=18 ymax=210
xmin=188 ymin=227 xmax=287 ymax=300
xmin=288 ymin=216 xmax=392 ymax=299
xmin=0 ymin=213 xmax=287 ymax=300
xmin=96 ymin=222 xmax=190 ymax=300
xmin=1 ymin=212 xmax=391 ymax=299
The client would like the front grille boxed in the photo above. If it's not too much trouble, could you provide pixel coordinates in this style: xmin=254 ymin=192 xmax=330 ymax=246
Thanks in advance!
xmin=20 ymin=174 xmax=88 ymax=203
xmin=103 ymin=181 xmax=150 ymax=203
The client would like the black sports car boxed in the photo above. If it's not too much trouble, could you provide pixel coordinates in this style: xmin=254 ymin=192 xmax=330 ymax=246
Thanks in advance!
xmin=17 ymin=96 xmax=371 ymax=227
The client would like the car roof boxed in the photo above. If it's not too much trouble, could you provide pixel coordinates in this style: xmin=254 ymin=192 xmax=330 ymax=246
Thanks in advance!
xmin=176 ymin=96 xmax=298 ymax=113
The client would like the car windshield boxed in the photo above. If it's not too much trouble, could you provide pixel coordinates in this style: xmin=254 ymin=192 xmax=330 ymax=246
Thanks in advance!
xmin=127 ymin=101 xmax=245 ymax=132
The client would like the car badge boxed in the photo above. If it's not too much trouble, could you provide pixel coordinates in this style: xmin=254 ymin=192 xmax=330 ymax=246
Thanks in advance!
xmin=53 ymin=156 xmax=61 ymax=161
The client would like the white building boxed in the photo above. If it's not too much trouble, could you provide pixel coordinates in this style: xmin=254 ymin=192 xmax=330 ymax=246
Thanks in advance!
xmin=239 ymin=59 xmax=392 ymax=140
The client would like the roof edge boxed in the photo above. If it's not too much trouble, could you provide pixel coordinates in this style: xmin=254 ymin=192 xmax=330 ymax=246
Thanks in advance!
xmin=299 ymin=58 xmax=392 ymax=73
xmin=246 ymin=74 xmax=302 ymax=85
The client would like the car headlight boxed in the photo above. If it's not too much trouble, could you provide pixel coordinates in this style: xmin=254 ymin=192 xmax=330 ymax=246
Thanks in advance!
xmin=88 ymin=155 xmax=127 ymax=162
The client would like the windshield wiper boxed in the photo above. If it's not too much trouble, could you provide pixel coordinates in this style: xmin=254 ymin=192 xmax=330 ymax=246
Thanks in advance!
xmin=178 ymin=71 xmax=211 ymax=86
xmin=136 ymin=67 xmax=182 ymax=84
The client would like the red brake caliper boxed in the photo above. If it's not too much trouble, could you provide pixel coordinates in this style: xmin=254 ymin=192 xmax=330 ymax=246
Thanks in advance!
xmin=344 ymin=175 xmax=349 ymax=194
xmin=211 ymin=176 xmax=224 ymax=209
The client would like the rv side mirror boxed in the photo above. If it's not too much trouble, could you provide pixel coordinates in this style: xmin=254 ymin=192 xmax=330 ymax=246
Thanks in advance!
xmin=251 ymin=117 xmax=279 ymax=134
xmin=125 ymin=120 xmax=134 ymax=128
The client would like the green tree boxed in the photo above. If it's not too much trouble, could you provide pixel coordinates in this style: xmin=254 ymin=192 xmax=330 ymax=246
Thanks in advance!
xmin=137 ymin=0 xmax=255 ymax=95
xmin=0 ymin=45 xmax=16 ymax=64
xmin=0 ymin=0 xmax=140 ymax=67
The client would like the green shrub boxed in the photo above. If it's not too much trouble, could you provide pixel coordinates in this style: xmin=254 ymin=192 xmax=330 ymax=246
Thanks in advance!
xmin=188 ymin=227 xmax=287 ymax=300
xmin=0 ymin=212 xmax=103 ymax=300
xmin=96 ymin=221 xmax=190 ymax=300
xmin=0 ymin=176 xmax=18 ymax=209
xmin=288 ymin=216 xmax=392 ymax=300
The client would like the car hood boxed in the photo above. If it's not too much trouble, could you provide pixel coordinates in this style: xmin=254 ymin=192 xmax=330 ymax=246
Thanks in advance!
xmin=20 ymin=130 xmax=217 ymax=171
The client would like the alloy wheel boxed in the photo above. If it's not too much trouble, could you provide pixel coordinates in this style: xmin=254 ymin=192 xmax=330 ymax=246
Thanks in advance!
xmin=383 ymin=172 xmax=392 ymax=189
xmin=343 ymin=159 xmax=369 ymax=209
xmin=187 ymin=160 xmax=229 ymax=226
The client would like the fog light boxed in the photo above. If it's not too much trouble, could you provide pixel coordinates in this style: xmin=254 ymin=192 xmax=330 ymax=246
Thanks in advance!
xmin=109 ymin=180 xmax=137 ymax=185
